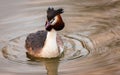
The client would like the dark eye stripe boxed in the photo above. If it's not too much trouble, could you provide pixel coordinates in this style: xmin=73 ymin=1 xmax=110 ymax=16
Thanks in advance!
xmin=50 ymin=18 xmax=55 ymax=23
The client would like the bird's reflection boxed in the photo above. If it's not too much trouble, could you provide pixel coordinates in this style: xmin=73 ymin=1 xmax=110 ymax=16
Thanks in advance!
xmin=42 ymin=58 xmax=60 ymax=75
xmin=26 ymin=52 xmax=60 ymax=75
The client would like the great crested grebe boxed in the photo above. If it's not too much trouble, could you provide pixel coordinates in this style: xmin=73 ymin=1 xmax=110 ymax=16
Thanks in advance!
xmin=25 ymin=7 xmax=65 ymax=58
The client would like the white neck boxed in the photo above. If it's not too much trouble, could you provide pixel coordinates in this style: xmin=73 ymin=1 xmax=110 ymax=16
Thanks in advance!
xmin=47 ymin=29 xmax=57 ymax=40
xmin=41 ymin=29 xmax=59 ymax=58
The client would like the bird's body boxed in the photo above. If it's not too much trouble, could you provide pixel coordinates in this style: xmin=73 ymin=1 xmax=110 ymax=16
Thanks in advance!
xmin=25 ymin=29 xmax=63 ymax=58
xmin=25 ymin=7 xmax=65 ymax=58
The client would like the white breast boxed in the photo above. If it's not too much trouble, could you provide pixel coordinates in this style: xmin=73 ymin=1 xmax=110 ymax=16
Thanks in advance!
xmin=40 ymin=29 xmax=59 ymax=58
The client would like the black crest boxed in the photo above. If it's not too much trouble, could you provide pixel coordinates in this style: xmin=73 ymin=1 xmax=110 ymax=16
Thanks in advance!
xmin=47 ymin=7 xmax=64 ymax=21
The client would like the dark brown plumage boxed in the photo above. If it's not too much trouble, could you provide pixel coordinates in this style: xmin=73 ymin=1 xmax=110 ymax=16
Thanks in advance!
xmin=53 ymin=15 xmax=65 ymax=31
xmin=25 ymin=30 xmax=47 ymax=51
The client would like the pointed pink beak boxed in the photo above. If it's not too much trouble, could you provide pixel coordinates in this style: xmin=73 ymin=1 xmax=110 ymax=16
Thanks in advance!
xmin=45 ymin=21 xmax=51 ymax=29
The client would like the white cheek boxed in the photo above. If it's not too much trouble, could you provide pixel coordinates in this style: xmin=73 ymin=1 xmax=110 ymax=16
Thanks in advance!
xmin=51 ymin=16 xmax=58 ymax=25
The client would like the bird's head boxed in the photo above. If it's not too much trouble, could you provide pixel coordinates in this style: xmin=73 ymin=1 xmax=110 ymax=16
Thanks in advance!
xmin=45 ymin=7 xmax=65 ymax=31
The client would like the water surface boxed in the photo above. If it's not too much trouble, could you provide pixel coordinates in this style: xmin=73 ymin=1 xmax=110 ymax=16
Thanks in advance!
xmin=0 ymin=0 xmax=120 ymax=75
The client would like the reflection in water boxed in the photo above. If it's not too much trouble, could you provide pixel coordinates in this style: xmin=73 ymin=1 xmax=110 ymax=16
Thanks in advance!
xmin=0 ymin=0 xmax=120 ymax=75
xmin=27 ymin=53 xmax=60 ymax=75
xmin=42 ymin=58 xmax=59 ymax=75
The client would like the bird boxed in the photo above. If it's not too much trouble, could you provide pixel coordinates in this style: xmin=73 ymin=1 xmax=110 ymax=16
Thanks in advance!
xmin=25 ymin=7 xmax=65 ymax=58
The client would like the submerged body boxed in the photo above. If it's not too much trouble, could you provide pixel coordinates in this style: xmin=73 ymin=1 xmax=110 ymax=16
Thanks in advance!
xmin=25 ymin=7 xmax=65 ymax=58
